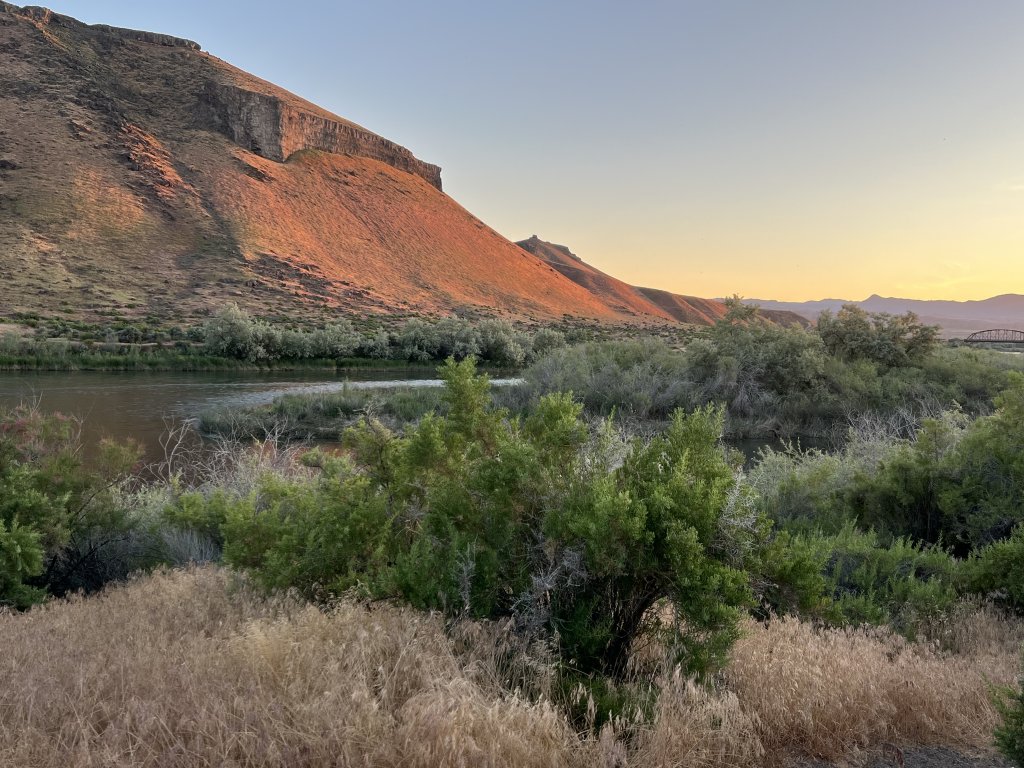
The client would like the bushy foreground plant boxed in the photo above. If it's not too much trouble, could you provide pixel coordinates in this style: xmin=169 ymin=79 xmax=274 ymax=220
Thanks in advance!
xmin=175 ymin=359 xmax=779 ymax=681
xmin=994 ymin=655 xmax=1024 ymax=765
xmin=0 ymin=406 xmax=142 ymax=605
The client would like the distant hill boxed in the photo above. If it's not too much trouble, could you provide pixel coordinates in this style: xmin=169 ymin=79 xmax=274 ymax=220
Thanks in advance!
xmin=518 ymin=236 xmax=808 ymax=328
xmin=742 ymin=294 xmax=1024 ymax=337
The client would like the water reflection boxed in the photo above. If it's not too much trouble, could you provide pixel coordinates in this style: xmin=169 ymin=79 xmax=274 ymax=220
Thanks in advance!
xmin=0 ymin=370 xmax=520 ymax=458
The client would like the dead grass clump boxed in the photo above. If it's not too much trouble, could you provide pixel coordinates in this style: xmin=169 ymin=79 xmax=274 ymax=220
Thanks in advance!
xmin=393 ymin=681 xmax=576 ymax=768
xmin=725 ymin=615 xmax=1021 ymax=762
xmin=0 ymin=567 xmax=582 ymax=768
xmin=632 ymin=670 xmax=765 ymax=768
xmin=920 ymin=599 xmax=1024 ymax=657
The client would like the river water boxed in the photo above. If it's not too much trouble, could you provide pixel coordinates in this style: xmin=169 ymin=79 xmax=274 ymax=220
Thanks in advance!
xmin=0 ymin=371 xmax=799 ymax=465
xmin=0 ymin=370 xmax=492 ymax=458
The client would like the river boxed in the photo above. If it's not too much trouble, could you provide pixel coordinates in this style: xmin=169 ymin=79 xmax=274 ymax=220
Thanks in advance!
xmin=0 ymin=370 xmax=509 ymax=459
xmin=0 ymin=370 xmax=805 ymax=465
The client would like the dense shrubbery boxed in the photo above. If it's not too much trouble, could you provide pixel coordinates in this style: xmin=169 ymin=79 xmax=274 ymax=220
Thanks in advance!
xmin=519 ymin=307 xmax=1024 ymax=437
xmin=6 ymin=304 xmax=1024 ymax=757
xmin=188 ymin=337 xmax=1024 ymax=658
xmin=157 ymin=360 xmax=1024 ymax=750
xmin=204 ymin=305 xmax=362 ymax=361
xmin=995 ymin=656 xmax=1024 ymax=764
xmin=0 ymin=406 xmax=143 ymax=606
xmin=7 ymin=347 xmax=1024 ymax=760
xmin=0 ymin=335 xmax=249 ymax=371
xmin=754 ymin=376 xmax=1024 ymax=553
xmin=817 ymin=304 xmax=939 ymax=367
xmin=745 ymin=374 xmax=1024 ymax=642
xmin=967 ymin=525 xmax=1024 ymax=612
xmin=171 ymin=360 xmax=783 ymax=682
xmin=1 ymin=306 xmax=567 ymax=370
xmin=202 ymin=305 xmax=562 ymax=366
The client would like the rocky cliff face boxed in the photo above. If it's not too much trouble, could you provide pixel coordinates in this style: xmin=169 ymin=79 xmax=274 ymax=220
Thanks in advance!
xmin=1 ymin=2 xmax=441 ymax=190
xmin=200 ymin=82 xmax=442 ymax=189
xmin=1 ymin=2 xmax=200 ymax=48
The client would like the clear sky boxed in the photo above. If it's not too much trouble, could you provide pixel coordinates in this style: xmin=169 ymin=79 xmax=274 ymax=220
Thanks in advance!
xmin=41 ymin=0 xmax=1024 ymax=301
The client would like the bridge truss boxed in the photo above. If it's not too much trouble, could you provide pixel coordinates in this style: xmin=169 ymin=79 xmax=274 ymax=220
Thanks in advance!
xmin=965 ymin=329 xmax=1024 ymax=343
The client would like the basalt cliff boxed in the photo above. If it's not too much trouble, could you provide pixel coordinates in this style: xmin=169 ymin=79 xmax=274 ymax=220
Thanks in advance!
xmin=0 ymin=3 xmax=797 ymax=326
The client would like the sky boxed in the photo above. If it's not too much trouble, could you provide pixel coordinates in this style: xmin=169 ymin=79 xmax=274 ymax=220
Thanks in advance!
xmin=40 ymin=1 xmax=1024 ymax=301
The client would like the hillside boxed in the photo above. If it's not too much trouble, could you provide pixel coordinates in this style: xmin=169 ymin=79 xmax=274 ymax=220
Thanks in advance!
xmin=0 ymin=3 xmax=643 ymax=324
xmin=518 ymin=236 xmax=807 ymax=327
xmin=745 ymin=294 xmax=1024 ymax=337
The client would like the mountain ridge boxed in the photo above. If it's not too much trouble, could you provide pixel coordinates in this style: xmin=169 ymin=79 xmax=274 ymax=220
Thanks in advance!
xmin=743 ymin=294 xmax=1024 ymax=337
xmin=0 ymin=3 xmax=623 ymax=323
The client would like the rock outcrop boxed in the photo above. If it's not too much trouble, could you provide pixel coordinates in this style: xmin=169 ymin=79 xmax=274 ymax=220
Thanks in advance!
xmin=1 ymin=2 xmax=773 ymax=328
xmin=0 ymin=3 xmax=618 ymax=323
xmin=2 ymin=2 xmax=200 ymax=48
xmin=200 ymin=82 xmax=442 ymax=189
xmin=0 ymin=2 xmax=441 ymax=189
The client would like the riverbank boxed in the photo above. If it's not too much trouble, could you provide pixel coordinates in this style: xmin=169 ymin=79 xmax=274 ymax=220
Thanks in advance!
xmin=0 ymin=348 xmax=451 ymax=372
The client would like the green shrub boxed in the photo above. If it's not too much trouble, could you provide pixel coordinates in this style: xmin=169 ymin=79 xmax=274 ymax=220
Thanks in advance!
xmin=214 ymin=359 xmax=767 ymax=681
xmin=202 ymin=304 xmax=257 ymax=360
xmin=995 ymin=655 xmax=1024 ymax=765
xmin=221 ymin=470 xmax=392 ymax=598
xmin=966 ymin=524 xmax=1024 ymax=612
xmin=814 ymin=525 xmax=960 ymax=634
xmin=0 ymin=519 xmax=45 ymax=608
xmin=519 ymin=317 xmax=1021 ymax=439
xmin=817 ymin=304 xmax=939 ymax=367
xmin=0 ymin=405 xmax=142 ymax=602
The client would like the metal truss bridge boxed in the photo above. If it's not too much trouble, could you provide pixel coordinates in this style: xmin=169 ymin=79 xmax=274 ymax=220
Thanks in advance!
xmin=964 ymin=329 xmax=1024 ymax=343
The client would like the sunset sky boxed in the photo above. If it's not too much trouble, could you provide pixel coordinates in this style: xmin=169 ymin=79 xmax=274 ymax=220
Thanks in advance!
xmin=43 ymin=0 xmax=1024 ymax=301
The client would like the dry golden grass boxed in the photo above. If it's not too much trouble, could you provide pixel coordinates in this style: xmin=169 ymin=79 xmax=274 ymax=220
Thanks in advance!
xmin=1 ymin=568 xmax=1019 ymax=767
xmin=722 ymin=614 xmax=1022 ymax=765
xmin=0 ymin=567 xmax=585 ymax=768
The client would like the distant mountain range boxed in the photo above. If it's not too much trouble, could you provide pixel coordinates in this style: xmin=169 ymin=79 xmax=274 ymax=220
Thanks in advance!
xmin=741 ymin=294 xmax=1024 ymax=337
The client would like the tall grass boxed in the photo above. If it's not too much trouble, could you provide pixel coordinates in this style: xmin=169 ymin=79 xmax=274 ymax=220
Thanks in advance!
xmin=724 ymin=614 xmax=1022 ymax=763
xmin=1 ymin=567 xmax=1018 ymax=767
